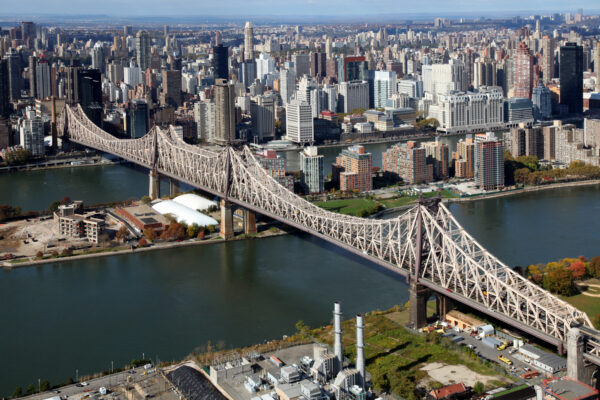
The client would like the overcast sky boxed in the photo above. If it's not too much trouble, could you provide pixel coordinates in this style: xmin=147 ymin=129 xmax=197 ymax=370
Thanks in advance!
xmin=3 ymin=0 xmax=599 ymax=17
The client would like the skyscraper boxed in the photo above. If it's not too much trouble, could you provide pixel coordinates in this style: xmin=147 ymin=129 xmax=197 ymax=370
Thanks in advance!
xmin=560 ymin=42 xmax=583 ymax=115
xmin=244 ymin=21 xmax=254 ymax=61
xmin=136 ymin=30 xmax=151 ymax=72
xmin=214 ymin=78 xmax=236 ymax=143
xmin=127 ymin=100 xmax=149 ymax=138
xmin=79 ymin=69 xmax=103 ymax=126
xmin=212 ymin=44 xmax=228 ymax=80
xmin=473 ymin=58 xmax=497 ymax=88
xmin=91 ymin=42 xmax=104 ymax=71
xmin=28 ymin=56 xmax=36 ymax=97
xmin=542 ymin=35 xmax=555 ymax=82
xmin=35 ymin=58 xmax=51 ymax=99
xmin=5 ymin=51 xmax=22 ymax=102
xmin=595 ymin=41 xmax=600 ymax=93
xmin=280 ymin=68 xmax=296 ymax=105
xmin=300 ymin=146 xmax=324 ymax=194
xmin=161 ymin=70 xmax=182 ymax=108
xmin=250 ymin=94 xmax=275 ymax=143
xmin=513 ymin=42 xmax=533 ymax=99
xmin=474 ymin=132 xmax=504 ymax=191
xmin=333 ymin=145 xmax=372 ymax=192
xmin=373 ymin=70 xmax=397 ymax=109
xmin=0 ymin=59 xmax=10 ymax=118
xmin=532 ymin=82 xmax=552 ymax=120
xmin=382 ymin=141 xmax=430 ymax=184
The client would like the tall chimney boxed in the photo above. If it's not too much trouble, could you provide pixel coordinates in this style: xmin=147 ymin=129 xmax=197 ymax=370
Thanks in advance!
xmin=334 ymin=302 xmax=343 ymax=370
xmin=356 ymin=314 xmax=365 ymax=388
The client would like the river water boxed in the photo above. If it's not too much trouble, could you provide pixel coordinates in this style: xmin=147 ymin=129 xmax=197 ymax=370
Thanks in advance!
xmin=0 ymin=139 xmax=598 ymax=396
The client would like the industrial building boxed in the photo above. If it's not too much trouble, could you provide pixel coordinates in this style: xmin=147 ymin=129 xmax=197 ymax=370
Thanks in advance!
xmin=542 ymin=377 xmax=598 ymax=400
xmin=54 ymin=201 xmax=106 ymax=243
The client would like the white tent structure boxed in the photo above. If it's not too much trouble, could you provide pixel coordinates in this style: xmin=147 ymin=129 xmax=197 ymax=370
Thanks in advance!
xmin=172 ymin=193 xmax=218 ymax=212
xmin=152 ymin=200 xmax=218 ymax=227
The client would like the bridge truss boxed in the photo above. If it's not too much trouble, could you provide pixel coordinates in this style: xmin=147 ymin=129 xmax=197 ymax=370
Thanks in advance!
xmin=58 ymin=104 xmax=592 ymax=347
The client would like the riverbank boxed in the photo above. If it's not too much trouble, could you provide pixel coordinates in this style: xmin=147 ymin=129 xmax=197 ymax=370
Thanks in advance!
xmin=1 ymin=228 xmax=289 ymax=269
xmin=0 ymin=157 xmax=121 ymax=173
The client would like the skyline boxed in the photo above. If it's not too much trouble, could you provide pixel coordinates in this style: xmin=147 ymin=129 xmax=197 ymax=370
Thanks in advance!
xmin=1 ymin=0 xmax=599 ymax=19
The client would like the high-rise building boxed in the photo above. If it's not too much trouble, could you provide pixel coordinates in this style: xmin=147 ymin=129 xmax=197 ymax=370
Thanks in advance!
xmin=455 ymin=137 xmax=474 ymax=179
xmin=244 ymin=21 xmax=254 ymax=61
xmin=373 ymin=70 xmax=397 ymax=109
xmin=194 ymin=100 xmax=216 ymax=141
xmin=382 ymin=141 xmax=430 ymax=184
xmin=0 ymin=59 xmax=10 ymax=118
xmin=212 ymin=44 xmax=228 ymax=80
xmin=300 ymin=146 xmax=324 ymax=194
xmin=5 ymin=51 xmax=22 ymax=102
xmin=509 ymin=125 xmax=544 ymax=159
xmin=214 ymin=78 xmax=236 ymax=143
xmin=19 ymin=111 xmax=44 ymax=156
xmin=532 ymin=82 xmax=552 ymax=120
xmin=127 ymin=100 xmax=149 ymax=138
xmin=422 ymin=140 xmax=449 ymax=180
xmin=161 ymin=70 xmax=182 ymax=108
xmin=255 ymin=53 xmax=275 ymax=81
xmin=513 ymin=42 xmax=534 ymax=99
xmin=333 ymin=145 xmax=372 ymax=192
xmin=337 ymin=81 xmax=369 ymax=113
xmin=35 ymin=58 xmax=51 ymax=99
xmin=595 ymin=42 xmax=600 ymax=93
xmin=310 ymin=50 xmax=327 ymax=79
xmin=560 ymin=42 xmax=583 ymax=115
xmin=422 ymin=59 xmax=467 ymax=97
xmin=542 ymin=36 xmax=555 ymax=82
xmin=91 ymin=42 xmax=104 ymax=71
xmin=292 ymin=54 xmax=310 ymax=77
xmin=250 ymin=94 xmax=275 ymax=143
xmin=337 ymin=56 xmax=368 ymax=82
xmin=28 ymin=56 xmax=36 ymax=97
xmin=474 ymin=132 xmax=504 ymax=191
xmin=240 ymin=60 xmax=256 ymax=89
xmin=135 ymin=30 xmax=151 ymax=72
xmin=256 ymin=149 xmax=294 ymax=191
xmin=280 ymin=68 xmax=296 ymax=105
xmin=286 ymin=99 xmax=313 ymax=144
xmin=79 ymin=69 xmax=103 ymax=126
xmin=473 ymin=58 xmax=497 ymax=88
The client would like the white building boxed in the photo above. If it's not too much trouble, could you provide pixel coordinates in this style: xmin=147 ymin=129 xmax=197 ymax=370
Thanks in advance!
xmin=337 ymin=80 xmax=369 ymax=113
xmin=373 ymin=70 xmax=397 ymax=109
xmin=251 ymin=94 xmax=275 ymax=143
xmin=428 ymin=87 xmax=504 ymax=134
xmin=286 ymin=99 xmax=314 ymax=144
xmin=398 ymin=79 xmax=424 ymax=98
xmin=423 ymin=59 xmax=467 ymax=100
xmin=280 ymin=68 xmax=296 ymax=105
xmin=20 ymin=111 xmax=45 ymax=156
xmin=300 ymin=146 xmax=324 ymax=194
xmin=194 ymin=100 xmax=216 ymax=141
xmin=124 ymin=63 xmax=142 ymax=87
xmin=255 ymin=53 xmax=275 ymax=81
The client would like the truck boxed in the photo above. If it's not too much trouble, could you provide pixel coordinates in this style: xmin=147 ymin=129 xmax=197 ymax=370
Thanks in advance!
xmin=520 ymin=371 xmax=539 ymax=379
xmin=497 ymin=342 xmax=508 ymax=351
xmin=498 ymin=355 xmax=513 ymax=365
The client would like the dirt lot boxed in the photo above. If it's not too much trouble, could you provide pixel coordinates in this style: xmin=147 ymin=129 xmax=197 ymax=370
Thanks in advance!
xmin=420 ymin=362 xmax=499 ymax=386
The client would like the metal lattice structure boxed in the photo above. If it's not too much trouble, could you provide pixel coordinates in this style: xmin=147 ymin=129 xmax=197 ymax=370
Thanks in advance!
xmin=58 ymin=104 xmax=593 ymax=347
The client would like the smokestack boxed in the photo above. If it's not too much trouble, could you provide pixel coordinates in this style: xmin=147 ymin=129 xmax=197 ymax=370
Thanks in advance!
xmin=356 ymin=314 xmax=365 ymax=388
xmin=334 ymin=302 xmax=343 ymax=370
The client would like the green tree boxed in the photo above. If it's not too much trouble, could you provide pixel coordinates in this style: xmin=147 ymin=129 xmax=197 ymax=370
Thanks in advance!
xmin=26 ymin=384 xmax=35 ymax=395
xmin=187 ymin=223 xmax=200 ymax=238
xmin=594 ymin=314 xmax=600 ymax=330
xmin=40 ymin=380 xmax=51 ymax=392
xmin=12 ymin=386 xmax=23 ymax=398
xmin=473 ymin=381 xmax=485 ymax=395
xmin=140 ymin=196 xmax=152 ymax=205
xmin=0 ymin=204 xmax=21 ymax=221
xmin=115 ymin=226 xmax=130 ymax=241
xmin=48 ymin=201 xmax=61 ymax=213
xmin=5 ymin=148 xmax=31 ymax=165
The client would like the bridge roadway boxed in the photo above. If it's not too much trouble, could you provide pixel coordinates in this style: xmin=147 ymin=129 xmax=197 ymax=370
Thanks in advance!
xmin=58 ymin=104 xmax=600 ymax=379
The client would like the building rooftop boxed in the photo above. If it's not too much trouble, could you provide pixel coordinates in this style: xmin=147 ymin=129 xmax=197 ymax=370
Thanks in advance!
xmin=543 ymin=377 xmax=598 ymax=400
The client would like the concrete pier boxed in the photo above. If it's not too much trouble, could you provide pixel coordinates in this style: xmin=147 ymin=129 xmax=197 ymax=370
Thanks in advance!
xmin=409 ymin=282 xmax=430 ymax=329
xmin=243 ymin=209 xmax=257 ymax=234
xmin=149 ymin=170 xmax=160 ymax=200
xmin=220 ymin=200 xmax=234 ymax=239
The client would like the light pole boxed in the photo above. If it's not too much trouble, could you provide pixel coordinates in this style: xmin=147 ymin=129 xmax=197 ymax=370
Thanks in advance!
xmin=111 ymin=361 xmax=114 ymax=374
xmin=38 ymin=378 xmax=40 ymax=393
xmin=76 ymin=369 xmax=78 ymax=383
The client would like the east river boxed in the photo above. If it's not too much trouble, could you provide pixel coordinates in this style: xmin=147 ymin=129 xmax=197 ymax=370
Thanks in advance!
xmin=1 ymin=140 xmax=599 ymax=395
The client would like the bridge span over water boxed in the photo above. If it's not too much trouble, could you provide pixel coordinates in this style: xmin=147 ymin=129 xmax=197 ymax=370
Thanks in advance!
xmin=58 ymin=104 xmax=600 ymax=383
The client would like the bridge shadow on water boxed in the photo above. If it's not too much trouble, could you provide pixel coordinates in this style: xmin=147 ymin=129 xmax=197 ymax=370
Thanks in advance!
xmin=289 ymin=230 xmax=409 ymax=287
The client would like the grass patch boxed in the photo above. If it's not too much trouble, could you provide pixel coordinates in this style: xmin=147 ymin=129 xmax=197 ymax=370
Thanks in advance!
xmin=380 ymin=189 xmax=458 ymax=209
xmin=314 ymin=198 xmax=382 ymax=217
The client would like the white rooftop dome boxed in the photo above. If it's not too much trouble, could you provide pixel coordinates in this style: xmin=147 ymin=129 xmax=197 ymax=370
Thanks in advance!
xmin=172 ymin=193 xmax=217 ymax=212
xmin=152 ymin=200 xmax=218 ymax=227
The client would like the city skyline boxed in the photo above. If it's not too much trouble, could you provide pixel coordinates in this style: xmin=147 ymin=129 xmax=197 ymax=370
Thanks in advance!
xmin=1 ymin=0 xmax=599 ymax=18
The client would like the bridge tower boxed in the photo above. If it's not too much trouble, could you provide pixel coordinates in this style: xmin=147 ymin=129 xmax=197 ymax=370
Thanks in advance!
xmin=149 ymin=169 xmax=160 ymax=200
xmin=568 ymin=328 xmax=600 ymax=386
xmin=243 ymin=209 xmax=257 ymax=234
xmin=169 ymin=179 xmax=180 ymax=197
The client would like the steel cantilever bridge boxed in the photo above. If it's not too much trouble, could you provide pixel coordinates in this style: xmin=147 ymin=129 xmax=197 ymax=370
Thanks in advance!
xmin=58 ymin=104 xmax=600 ymax=372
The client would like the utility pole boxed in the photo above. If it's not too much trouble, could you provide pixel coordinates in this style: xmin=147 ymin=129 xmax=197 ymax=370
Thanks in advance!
xmin=38 ymin=378 xmax=40 ymax=393
xmin=76 ymin=369 xmax=78 ymax=382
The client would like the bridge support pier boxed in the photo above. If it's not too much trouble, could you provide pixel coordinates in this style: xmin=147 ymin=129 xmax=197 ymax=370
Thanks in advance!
xmin=169 ymin=179 xmax=180 ymax=197
xmin=149 ymin=170 xmax=160 ymax=200
xmin=409 ymin=282 xmax=430 ymax=329
xmin=568 ymin=328 xmax=597 ymax=385
xmin=220 ymin=200 xmax=234 ymax=240
xmin=436 ymin=295 xmax=454 ymax=321
xmin=243 ymin=209 xmax=257 ymax=235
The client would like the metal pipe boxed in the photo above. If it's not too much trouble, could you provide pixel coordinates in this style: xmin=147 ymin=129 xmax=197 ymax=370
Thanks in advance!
xmin=334 ymin=302 xmax=343 ymax=369
xmin=356 ymin=314 xmax=365 ymax=388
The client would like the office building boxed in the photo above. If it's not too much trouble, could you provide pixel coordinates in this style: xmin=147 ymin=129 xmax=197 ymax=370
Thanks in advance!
xmin=560 ymin=42 xmax=583 ymax=115
xmin=256 ymin=53 xmax=274 ymax=81
xmin=280 ymin=68 xmax=296 ymax=105
xmin=397 ymin=79 xmax=424 ymax=98
xmin=214 ymin=78 xmax=236 ymax=143
xmin=212 ymin=44 xmax=228 ymax=80
xmin=382 ymin=141 xmax=430 ymax=184
xmin=79 ymin=69 xmax=103 ymax=126
xmin=5 ymin=51 xmax=22 ymax=102
xmin=240 ymin=60 xmax=256 ymax=89
xmin=194 ymin=100 xmax=216 ymax=141
xmin=300 ymin=146 xmax=324 ymax=194
xmin=136 ymin=30 xmax=151 ymax=72
xmin=333 ymin=145 xmax=372 ymax=192
xmin=244 ymin=21 xmax=254 ymax=61
xmin=161 ymin=70 xmax=182 ymax=108
xmin=373 ymin=71 xmax=397 ymax=109
xmin=91 ymin=42 xmax=104 ymax=71
xmin=292 ymin=53 xmax=310 ymax=77
xmin=310 ymin=50 xmax=327 ymax=79
xmin=0 ymin=59 xmax=9 ymax=118
xmin=422 ymin=59 xmax=467 ymax=97
xmin=474 ymin=132 xmax=504 ymax=191
xmin=250 ymin=94 xmax=275 ymax=143
xmin=532 ymin=82 xmax=552 ymax=120
xmin=286 ymin=99 xmax=313 ymax=144
xmin=504 ymin=97 xmax=534 ymax=126
xmin=473 ymin=58 xmax=497 ymax=89
xmin=513 ymin=42 xmax=533 ymax=99
xmin=337 ymin=56 xmax=368 ymax=82
xmin=337 ymin=81 xmax=369 ymax=113
xmin=35 ymin=57 xmax=51 ymax=99
xmin=127 ymin=99 xmax=149 ymax=138
xmin=455 ymin=137 xmax=474 ymax=179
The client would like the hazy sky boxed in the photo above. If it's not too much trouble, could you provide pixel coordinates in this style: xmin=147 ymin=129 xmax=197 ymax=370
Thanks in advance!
xmin=3 ymin=0 xmax=599 ymax=17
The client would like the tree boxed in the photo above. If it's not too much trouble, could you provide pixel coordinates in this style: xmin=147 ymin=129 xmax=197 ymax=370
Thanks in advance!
xmin=186 ymin=223 xmax=200 ymax=239
xmin=4 ymin=148 xmax=31 ymax=165
xmin=40 ymin=380 xmax=51 ymax=392
xmin=569 ymin=260 xmax=587 ymax=280
xmin=26 ymin=384 xmax=35 ymax=395
xmin=35 ymin=251 xmax=43 ymax=259
xmin=61 ymin=248 xmax=73 ymax=257
xmin=115 ymin=226 xmax=130 ymax=241
xmin=514 ymin=168 xmax=531 ymax=184
xmin=594 ymin=314 xmax=600 ymax=330
xmin=60 ymin=196 xmax=71 ymax=205
xmin=473 ymin=381 xmax=485 ymax=395
xmin=12 ymin=386 xmax=23 ymax=398
xmin=140 ymin=196 xmax=152 ymax=205
xmin=48 ymin=201 xmax=61 ymax=213
xmin=161 ymin=221 xmax=186 ymax=241
xmin=587 ymin=256 xmax=600 ymax=278
xmin=137 ymin=237 xmax=148 ymax=247
xmin=143 ymin=227 xmax=157 ymax=241
xmin=0 ymin=204 xmax=21 ymax=221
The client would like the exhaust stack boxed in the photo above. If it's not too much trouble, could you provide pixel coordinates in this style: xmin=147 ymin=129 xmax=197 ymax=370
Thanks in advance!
xmin=356 ymin=314 xmax=365 ymax=387
xmin=334 ymin=302 xmax=343 ymax=369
